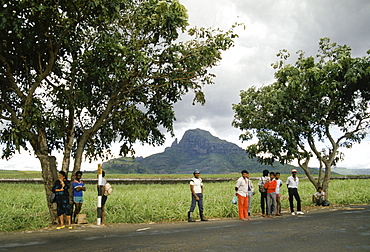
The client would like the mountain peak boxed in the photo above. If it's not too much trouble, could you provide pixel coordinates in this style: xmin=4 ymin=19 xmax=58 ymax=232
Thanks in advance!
xmin=103 ymin=129 xmax=295 ymax=174
xmin=169 ymin=128 xmax=241 ymax=155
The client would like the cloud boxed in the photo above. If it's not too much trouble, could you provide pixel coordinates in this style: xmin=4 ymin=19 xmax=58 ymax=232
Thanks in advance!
xmin=166 ymin=0 xmax=370 ymax=169
xmin=0 ymin=150 xmax=40 ymax=171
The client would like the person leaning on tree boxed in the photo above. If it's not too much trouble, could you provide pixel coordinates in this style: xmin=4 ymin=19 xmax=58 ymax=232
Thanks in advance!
xmin=187 ymin=169 xmax=207 ymax=222
xmin=286 ymin=169 xmax=304 ymax=215
xmin=52 ymin=170 xmax=72 ymax=229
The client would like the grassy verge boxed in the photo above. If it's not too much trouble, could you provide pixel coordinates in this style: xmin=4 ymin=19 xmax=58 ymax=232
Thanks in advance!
xmin=0 ymin=178 xmax=369 ymax=232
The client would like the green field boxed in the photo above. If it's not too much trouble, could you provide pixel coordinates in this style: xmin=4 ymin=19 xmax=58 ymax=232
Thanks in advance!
xmin=0 ymin=170 xmax=245 ymax=179
xmin=0 ymin=175 xmax=369 ymax=232
xmin=0 ymin=170 xmax=344 ymax=179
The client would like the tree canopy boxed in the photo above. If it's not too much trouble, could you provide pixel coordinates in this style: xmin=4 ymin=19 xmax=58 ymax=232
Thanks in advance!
xmin=232 ymin=38 xmax=370 ymax=194
xmin=0 ymin=0 xmax=239 ymax=223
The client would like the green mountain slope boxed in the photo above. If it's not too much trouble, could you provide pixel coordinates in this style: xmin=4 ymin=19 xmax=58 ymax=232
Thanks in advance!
xmin=103 ymin=129 xmax=297 ymax=174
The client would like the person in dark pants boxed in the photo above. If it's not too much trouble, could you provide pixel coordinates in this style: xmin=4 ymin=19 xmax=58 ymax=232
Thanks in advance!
xmin=101 ymin=171 xmax=109 ymax=224
xmin=188 ymin=169 xmax=207 ymax=222
xmin=286 ymin=169 xmax=304 ymax=215
xmin=52 ymin=171 xmax=72 ymax=229
xmin=258 ymin=169 xmax=269 ymax=217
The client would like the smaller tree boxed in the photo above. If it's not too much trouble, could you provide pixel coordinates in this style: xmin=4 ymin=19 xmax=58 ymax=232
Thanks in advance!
xmin=232 ymin=38 xmax=370 ymax=197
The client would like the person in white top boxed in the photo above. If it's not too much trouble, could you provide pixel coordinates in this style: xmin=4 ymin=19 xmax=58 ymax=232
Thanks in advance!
xmin=188 ymin=169 xmax=207 ymax=222
xmin=100 ymin=171 xmax=108 ymax=224
xmin=235 ymin=170 xmax=251 ymax=220
xmin=258 ymin=169 xmax=269 ymax=217
xmin=246 ymin=172 xmax=255 ymax=218
xmin=312 ymin=187 xmax=326 ymax=206
xmin=286 ymin=169 xmax=304 ymax=215
xmin=275 ymin=172 xmax=283 ymax=216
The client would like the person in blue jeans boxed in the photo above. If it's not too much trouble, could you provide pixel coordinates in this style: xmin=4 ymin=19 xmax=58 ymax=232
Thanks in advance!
xmin=188 ymin=169 xmax=207 ymax=222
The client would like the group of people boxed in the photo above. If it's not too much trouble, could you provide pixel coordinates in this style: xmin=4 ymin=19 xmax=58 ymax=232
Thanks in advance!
xmin=232 ymin=169 xmax=301 ymax=220
xmin=53 ymin=168 xmax=325 ymax=227
xmin=241 ymin=168 xmax=306 ymax=219
xmin=51 ymin=170 xmax=109 ymax=229
xmin=257 ymin=169 xmax=305 ymax=218
xmin=188 ymin=168 xmax=325 ymax=222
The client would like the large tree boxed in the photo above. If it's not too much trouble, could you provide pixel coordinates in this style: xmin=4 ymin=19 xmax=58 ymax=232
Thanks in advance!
xmin=232 ymin=38 xmax=370 ymax=197
xmin=0 ymin=0 xmax=239 ymax=223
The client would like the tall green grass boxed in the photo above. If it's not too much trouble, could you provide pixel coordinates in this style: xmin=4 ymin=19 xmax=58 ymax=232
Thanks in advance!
xmin=0 ymin=183 xmax=49 ymax=231
xmin=0 ymin=170 xmax=248 ymax=179
xmin=0 ymin=179 xmax=369 ymax=232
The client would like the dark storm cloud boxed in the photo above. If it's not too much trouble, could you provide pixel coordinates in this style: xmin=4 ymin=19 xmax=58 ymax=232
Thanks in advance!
xmin=174 ymin=0 xmax=370 ymax=133
xmin=166 ymin=0 xmax=370 ymax=168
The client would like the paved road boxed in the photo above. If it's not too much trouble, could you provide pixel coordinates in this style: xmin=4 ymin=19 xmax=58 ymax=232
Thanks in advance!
xmin=1 ymin=205 xmax=369 ymax=252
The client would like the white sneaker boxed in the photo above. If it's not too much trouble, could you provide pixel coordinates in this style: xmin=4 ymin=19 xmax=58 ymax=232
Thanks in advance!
xmin=297 ymin=211 xmax=305 ymax=215
xmin=291 ymin=212 xmax=295 ymax=215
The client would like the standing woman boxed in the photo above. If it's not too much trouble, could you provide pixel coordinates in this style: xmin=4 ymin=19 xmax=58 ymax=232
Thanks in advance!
xmin=52 ymin=171 xmax=72 ymax=229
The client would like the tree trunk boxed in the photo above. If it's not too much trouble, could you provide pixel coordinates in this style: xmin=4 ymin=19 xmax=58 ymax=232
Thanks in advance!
xmin=322 ymin=164 xmax=332 ymax=200
xmin=38 ymin=154 xmax=59 ymax=225
xmin=298 ymin=158 xmax=331 ymax=200
xmin=61 ymin=108 xmax=75 ymax=175
xmin=72 ymin=135 xmax=88 ymax=176
xmin=298 ymin=159 xmax=318 ymax=188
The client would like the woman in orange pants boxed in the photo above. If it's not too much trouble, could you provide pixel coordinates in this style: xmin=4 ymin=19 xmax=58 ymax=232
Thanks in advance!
xmin=235 ymin=170 xmax=250 ymax=220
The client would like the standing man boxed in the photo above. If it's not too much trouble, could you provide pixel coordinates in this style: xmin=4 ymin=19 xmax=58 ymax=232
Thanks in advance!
xmin=72 ymin=171 xmax=86 ymax=224
xmin=99 ymin=171 xmax=109 ymax=224
xmin=264 ymin=172 xmax=277 ymax=218
xmin=286 ymin=169 xmax=304 ymax=215
xmin=235 ymin=170 xmax=251 ymax=221
xmin=275 ymin=172 xmax=283 ymax=216
xmin=188 ymin=169 xmax=207 ymax=222
xmin=258 ymin=170 xmax=269 ymax=217
xmin=246 ymin=172 xmax=255 ymax=218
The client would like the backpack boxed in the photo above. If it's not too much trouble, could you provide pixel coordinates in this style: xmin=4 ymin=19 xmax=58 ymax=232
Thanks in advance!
xmin=50 ymin=193 xmax=56 ymax=203
xmin=322 ymin=200 xmax=330 ymax=206
xmin=258 ymin=177 xmax=267 ymax=193
xmin=104 ymin=182 xmax=113 ymax=196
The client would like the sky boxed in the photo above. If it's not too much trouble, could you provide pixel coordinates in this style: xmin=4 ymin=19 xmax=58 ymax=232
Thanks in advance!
xmin=1 ymin=0 xmax=370 ymax=171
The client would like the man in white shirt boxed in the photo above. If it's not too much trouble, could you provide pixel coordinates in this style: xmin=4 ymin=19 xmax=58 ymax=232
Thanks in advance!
xmin=188 ymin=169 xmax=207 ymax=222
xmin=286 ymin=169 xmax=304 ymax=215
xmin=235 ymin=170 xmax=251 ymax=221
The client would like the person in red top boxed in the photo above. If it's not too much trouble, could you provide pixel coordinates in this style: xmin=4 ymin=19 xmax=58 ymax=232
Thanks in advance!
xmin=264 ymin=172 xmax=277 ymax=218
